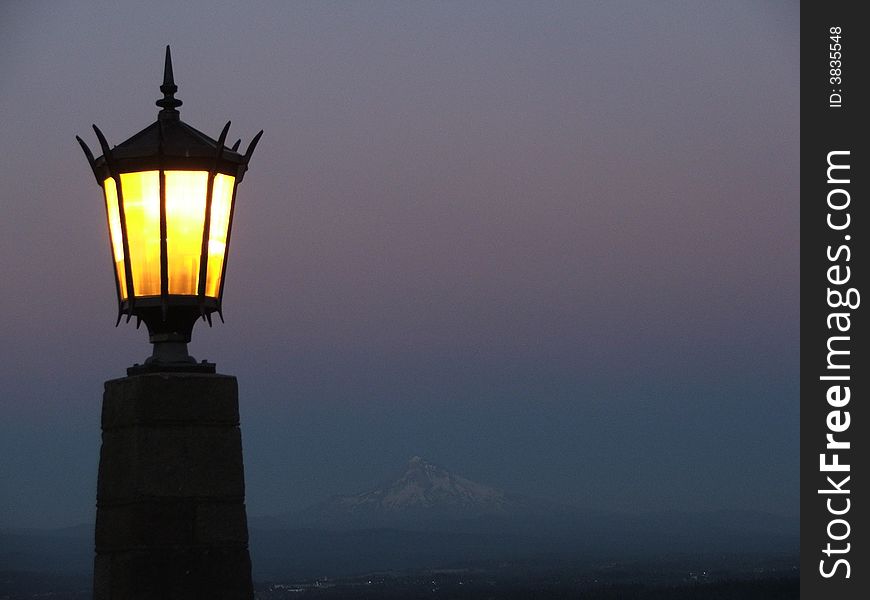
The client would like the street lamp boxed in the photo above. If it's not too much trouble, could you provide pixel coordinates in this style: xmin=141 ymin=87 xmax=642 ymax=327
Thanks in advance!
xmin=78 ymin=48 xmax=260 ymax=599
xmin=76 ymin=46 xmax=262 ymax=373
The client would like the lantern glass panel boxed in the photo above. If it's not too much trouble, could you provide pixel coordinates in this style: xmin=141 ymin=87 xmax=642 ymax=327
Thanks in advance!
xmin=205 ymin=173 xmax=235 ymax=298
xmin=165 ymin=170 xmax=208 ymax=295
xmin=118 ymin=171 xmax=162 ymax=296
xmin=103 ymin=178 xmax=128 ymax=300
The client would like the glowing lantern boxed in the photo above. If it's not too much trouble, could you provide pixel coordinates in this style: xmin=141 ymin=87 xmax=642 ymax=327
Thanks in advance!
xmin=76 ymin=47 xmax=262 ymax=372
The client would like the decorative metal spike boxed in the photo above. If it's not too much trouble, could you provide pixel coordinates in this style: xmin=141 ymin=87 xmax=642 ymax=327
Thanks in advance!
xmin=115 ymin=311 xmax=122 ymax=327
xmin=231 ymin=139 xmax=241 ymax=152
xmin=125 ymin=312 xmax=133 ymax=323
xmin=162 ymin=46 xmax=175 ymax=88
xmin=217 ymin=309 xmax=225 ymax=324
xmin=92 ymin=125 xmax=112 ymax=162
xmin=216 ymin=121 xmax=231 ymax=157
xmin=75 ymin=136 xmax=95 ymax=164
xmin=75 ymin=135 xmax=96 ymax=163
xmin=75 ymin=135 xmax=100 ymax=183
xmin=156 ymin=45 xmax=182 ymax=116
xmin=205 ymin=312 xmax=213 ymax=327
xmin=135 ymin=316 xmax=142 ymax=329
xmin=243 ymin=130 xmax=264 ymax=164
xmin=238 ymin=130 xmax=264 ymax=182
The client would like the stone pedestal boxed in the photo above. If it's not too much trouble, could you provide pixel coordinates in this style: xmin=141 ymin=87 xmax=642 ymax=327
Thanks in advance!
xmin=94 ymin=373 xmax=254 ymax=600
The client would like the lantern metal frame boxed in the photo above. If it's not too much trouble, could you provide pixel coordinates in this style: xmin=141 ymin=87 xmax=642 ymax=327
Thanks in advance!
xmin=76 ymin=47 xmax=262 ymax=373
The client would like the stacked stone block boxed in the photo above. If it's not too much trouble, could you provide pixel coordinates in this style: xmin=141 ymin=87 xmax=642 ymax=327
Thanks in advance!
xmin=94 ymin=373 xmax=254 ymax=600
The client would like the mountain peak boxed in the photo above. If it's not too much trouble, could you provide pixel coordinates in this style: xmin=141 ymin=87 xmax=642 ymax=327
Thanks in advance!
xmin=305 ymin=457 xmax=528 ymax=524
xmin=403 ymin=456 xmax=446 ymax=478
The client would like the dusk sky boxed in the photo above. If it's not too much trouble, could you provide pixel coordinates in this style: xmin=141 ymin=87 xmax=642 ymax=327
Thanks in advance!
xmin=0 ymin=1 xmax=799 ymax=529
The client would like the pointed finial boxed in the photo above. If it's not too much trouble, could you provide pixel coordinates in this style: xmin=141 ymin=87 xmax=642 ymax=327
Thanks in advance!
xmin=162 ymin=45 xmax=175 ymax=88
xmin=156 ymin=45 xmax=182 ymax=118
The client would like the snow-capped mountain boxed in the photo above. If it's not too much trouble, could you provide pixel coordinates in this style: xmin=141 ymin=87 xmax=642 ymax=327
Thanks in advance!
xmin=297 ymin=456 xmax=530 ymax=526
xmin=246 ymin=458 xmax=798 ymax=577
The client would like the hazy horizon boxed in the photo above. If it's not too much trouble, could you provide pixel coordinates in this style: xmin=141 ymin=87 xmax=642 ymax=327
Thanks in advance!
xmin=2 ymin=452 xmax=801 ymax=532
xmin=0 ymin=1 xmax=799 ymax=529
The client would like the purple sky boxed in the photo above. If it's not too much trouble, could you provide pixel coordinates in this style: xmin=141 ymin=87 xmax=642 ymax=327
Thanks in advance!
xmin=0 ymin=1 xmax=798 ymax=528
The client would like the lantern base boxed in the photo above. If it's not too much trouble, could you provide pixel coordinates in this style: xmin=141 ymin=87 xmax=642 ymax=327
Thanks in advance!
xmin=125 ymin=304 xmax=217 ymax=375
xmin=128 ymin=341 xmax=216 ymax=376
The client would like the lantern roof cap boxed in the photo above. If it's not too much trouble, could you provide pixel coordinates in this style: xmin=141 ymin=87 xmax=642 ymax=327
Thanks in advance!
xmin=104 ymin=45 xmax=244 ymax=165
xmin=77 ymin=47 xmax=262 ymax=183
xmin=105 ymin=118 xmax=244 ymax=164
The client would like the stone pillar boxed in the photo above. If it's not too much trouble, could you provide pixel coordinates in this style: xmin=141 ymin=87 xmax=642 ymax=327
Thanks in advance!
xmin=93 ymin=373 xmax=254 ymax=600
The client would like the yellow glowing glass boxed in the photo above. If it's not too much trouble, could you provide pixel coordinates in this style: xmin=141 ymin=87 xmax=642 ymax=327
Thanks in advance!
xmin=205 ymin=173 xmax=235 ymax=298
xmin=103 ymin=178 xmax=128 ymax=300
xmin=118 ymin=171 xmax=161 ymax=296
xmin=103 ymin=170 xmax=235 ymax=300
xmin=165 ymin=171 xmax=208 ymax=295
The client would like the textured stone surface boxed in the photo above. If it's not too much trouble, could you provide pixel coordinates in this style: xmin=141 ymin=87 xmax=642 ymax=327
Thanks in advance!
xmin=96 ymin=547 xmax=253 ymax=600
xmin=94 ymin=372 xmax=254 ymax=599
xmin=194 ymin=503 xmax=250 ymax=545
xmin=102 ymin=373 xmax=239 ymax=428
xmin=98 ymin=427 xmax=245 ymax=500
